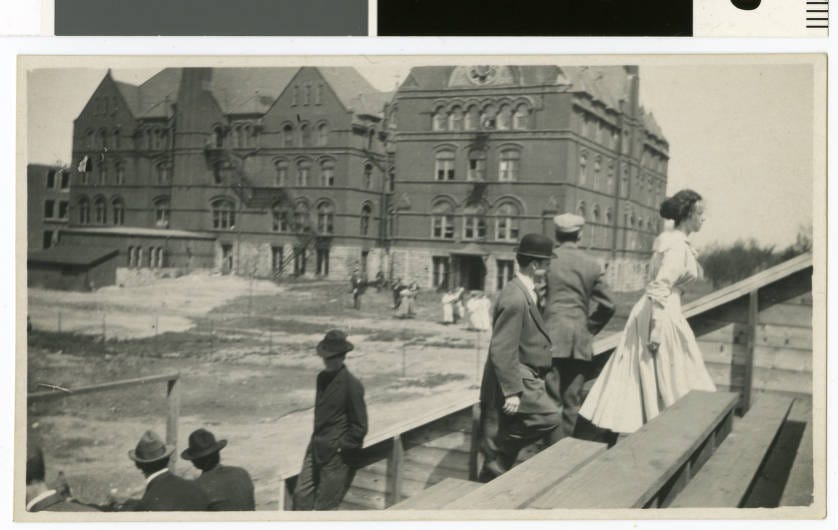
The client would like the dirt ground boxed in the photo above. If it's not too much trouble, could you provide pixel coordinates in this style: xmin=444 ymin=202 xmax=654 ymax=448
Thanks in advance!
xmin=26 ymin=272 xmax=713 ymax=510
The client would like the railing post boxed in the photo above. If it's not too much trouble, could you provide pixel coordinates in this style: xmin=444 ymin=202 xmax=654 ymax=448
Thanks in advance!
xmin=468 ymin=403 xmax=482 ymax=481
xmin=740 ymin=289 xmax=758 ymax=415
xmin=385 ymin=434 xmax=404 ymax=506
xmin=166 ymin=376 xmax=181 ymax=471
xmin=278 ymin=477 xmax=293 ymax=510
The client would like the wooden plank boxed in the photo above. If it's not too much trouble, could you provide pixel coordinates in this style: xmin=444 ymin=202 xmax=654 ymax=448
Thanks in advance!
xmin=446 ymin=438 xmax=606 ymax=510
xmin=385 ymin=435 xmax=404 ymax=506
xmin=699 ymin=341 xmax=812 ymax=372
xmin=528 ymin=391 xmax=739 ymax=509
xmin=28 ymin=372 xmax=181 ymax=401
xmin=396 ymin=459 xmax=469 ymax=487
xmin=758 ymin=303 xmax=813 ymax=329
xmin=389 ymin=478 xmax=481 ymax=510
xmin=780 ymin=402 xmax=814 ymax=507
xmin=403 ymin=445 xmax=471 ymax=473
xmin=704 ymin=363 xmax=812 ymax=396
xmin=405 ymin=430 xmax=471 ymax=452
xmin=756 ymin=324 xmax=813 ymax=350
xmin=364 ymin=402 xmax=476 ymax=448
xmin=342 ymin=484 xmax=387 ymax=510
xmin=350 ymin=469 xmax=388 ymax=494
xmin=670 ymin=394 xmax=793 ymax=507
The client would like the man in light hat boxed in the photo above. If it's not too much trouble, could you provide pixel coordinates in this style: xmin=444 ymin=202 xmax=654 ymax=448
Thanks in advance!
xmin=478 ymin=233 xmax=562 ymax=482
xmin=543 ymin=213 xmax=616 ymax=443
xmin=181 ymin=428 xmax=255 ymax=511
xmin=121 ymin=430 xmax=210 ymax=511
xmin=293 ymin=329 xmax=368 ymax=510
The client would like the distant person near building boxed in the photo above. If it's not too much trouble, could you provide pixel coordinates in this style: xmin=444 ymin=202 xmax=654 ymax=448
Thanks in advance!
xmin=350 ymin=270 xmax=363 ymax=310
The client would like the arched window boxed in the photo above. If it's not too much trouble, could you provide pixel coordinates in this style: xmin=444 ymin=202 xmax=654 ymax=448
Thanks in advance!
xmin=315 ymin=83 xmax=324 ymax=105
xmin=320 ymin=159 xmax=335 ymax=187
xmin=78 ymin=197 xmax=90 ymax=224
xmin=231 ymin=125 xmax=241 ymax=148
xmin=296 ymin=159 xmax=311 ymax=186
xmin=211 ymin=198 xmax=235 ymax=230
xmin=282 ymin=124 xmax=294 ymax=147
xmin=606 ymin=161 xmax=615 ymax=193
xmin=431 ymin=201 xmax=455 ymax=239
xmin=621 ymin=166 xmax=629 ymax=197
xmin=112 ymin=197 xmax=125 ymax=225
xmin=154 ymin=197 xmax=170 ymax=228
xmin=435 ymin=149 xmax=456 ymax=181
xmin=432 ymin=107 xmax=446 ymax=131
xmin=292 ymin=86 xmax=299 ymax=106
xmin=274 ymin=159 xmax=288 ymax=186
xmin=299 ymin=123 xmax=311 ymax=147
xmin=85 ymin=129 xmax=95 ymax=149
xmin=606 ymin=207 xmax=613 ymax=224
xmin=293 ymin=201 xmax=310 ymax=232
xmin=513 ymin=104 xmax=530 ymax=130
xmin=317 ymin=123 xmax=329 ymax=147
xmin=498 ymin=148 xmax=520 ymax=181
xmin=94 ymin=196 xmax=107 ymax=224
xmin=98 ymin=129 xmax=109 ymax=150
xmin=467 ymin=148 xmax=486 ymax=181
xmin=496 ymin=104 xmax=512 ymax=130
xmin=364 ymin=163 xmax=374 ymax=190
xmin=272 ymin=202 xmax=290 ymax=232
xmin=465 ymin=105 xmax=479 ymax=130
xmin=577 ymin=200 xmax=587 ymax=219
xmin=156 ymin=162 xmax=171 ymax=184
xmin=579 ymin=151 xmax=588 ymax=186
xmin=98 ymin=162 xmax=108 ymax=185
xmin=480 ymin=104 xmax=497 ymax=129
xmin=159 ymin=129 xmax=170 ymax=150
xmin=115 ymin=161 xmax=126 ymax=185
xmin=463 ymin=205 xmax=487 ymax=240
xmin=387 ymin=167 xmax=396 ymax=193
xmin=127 ymin=246 xmax=135 ymax=267
xmin=360 ymin=203 xmax=373 ymax=236
xmin=213 ymin=126 xmax=224 ymax=148
xmin=113 ymin=127 xmax=121 ymax=149
xmin=495 ymin=202 xmax=520 ymax=241
xmin=388 ymin=208 xmax=398 ymax=237
xmin=448 ymin=106 xmax=464 ymax=131
xmin=593 ymin=156 xmax=602 ymax=189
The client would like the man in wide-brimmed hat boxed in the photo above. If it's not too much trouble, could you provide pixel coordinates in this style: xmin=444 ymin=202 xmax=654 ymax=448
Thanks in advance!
xmin=478 ymin=233 xmax=563 ymax=482
xmin=543 ymin=213 xmax=616 ymax=444
xmin=181 ymin=428 xmax=255 ymax=511
xmin=122 ymin=430 xmax=209 ymax=511
xmin=293 ymin=329 xmax=368 ymax=510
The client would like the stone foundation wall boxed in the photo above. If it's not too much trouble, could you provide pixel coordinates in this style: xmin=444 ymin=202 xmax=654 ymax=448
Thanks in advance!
xmin=115 ymin=267 xmax=191 ymax=288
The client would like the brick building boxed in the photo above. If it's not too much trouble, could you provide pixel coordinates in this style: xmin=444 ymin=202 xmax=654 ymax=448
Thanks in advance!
xmin=53 ymin=65 xmax=668 ymax=292
xmin=27 ymin=163 xmax=71 ymax=251
xmin=63 ymin=67 xmax=393 ymax=283
xmin=387 ymin=65 xmax=669 ymax=292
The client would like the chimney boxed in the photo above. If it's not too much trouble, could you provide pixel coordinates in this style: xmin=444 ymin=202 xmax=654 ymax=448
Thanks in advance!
xmin=624 ymin=66 xmax=640 ymax=119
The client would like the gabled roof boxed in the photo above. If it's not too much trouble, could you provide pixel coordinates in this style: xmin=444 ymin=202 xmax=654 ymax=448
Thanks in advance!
xmin=106 ymin=67 xmax=390 ymax=121
xmin=639 ymin=107 xmax=665 ymax=141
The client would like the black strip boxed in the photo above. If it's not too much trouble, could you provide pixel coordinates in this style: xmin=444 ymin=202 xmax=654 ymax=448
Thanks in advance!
xmin=378 ymin=0 xmax=693 ymax=36
xmin=806 ymin=17 xmax=829 ymax=20
xmin=806 ymin=25 xmax=829 ymax=27
xmin=55 ymin=0 xmax=367 ymax=36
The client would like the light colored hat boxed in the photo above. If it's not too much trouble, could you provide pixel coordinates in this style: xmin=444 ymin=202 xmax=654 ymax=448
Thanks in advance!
xmin=553 ymin=213 xmax=585 ymax=234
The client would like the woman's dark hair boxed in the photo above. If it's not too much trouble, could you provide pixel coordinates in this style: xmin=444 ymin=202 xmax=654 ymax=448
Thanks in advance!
xmin=659 ymin=189 xmax=702 ymax=225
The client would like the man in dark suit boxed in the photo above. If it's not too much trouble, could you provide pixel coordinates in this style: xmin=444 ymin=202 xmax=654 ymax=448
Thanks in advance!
xmin=350 ymin=270 xmax=363 ymax=310
xmin=543 ymin=213 xmax=616 ymax=442
xmin=181 ymin=428 xmax=255 ymax=511
xmin=121 ymin=430 xmax=210 ymax=511
xmin=26 ymin=442 xmax=99 ymax=512
xmin=293 ymin=329 xmax=368 ymax=510
xmin=478 ymin=233 xmax=562 ymax=482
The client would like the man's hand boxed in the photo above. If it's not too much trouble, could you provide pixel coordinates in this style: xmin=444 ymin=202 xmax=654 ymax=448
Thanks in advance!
xmin=502 ymin=395 xmax=521 ymax=415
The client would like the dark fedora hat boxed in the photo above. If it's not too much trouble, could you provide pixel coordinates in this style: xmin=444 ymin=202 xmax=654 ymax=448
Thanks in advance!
xmin=181 ymin=428 xmax=228 ymax=461
xmin=317 ymin=329 xmax=354 ymax=358
xmin=514 ymin=233 xmax=557 ymax=259
xmin=128 ymin=430 xmax=174 ymax=464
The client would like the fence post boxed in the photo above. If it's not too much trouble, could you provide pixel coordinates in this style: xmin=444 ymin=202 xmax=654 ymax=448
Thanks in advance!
xmin=166 ymin=376 xmax=181 ymax=471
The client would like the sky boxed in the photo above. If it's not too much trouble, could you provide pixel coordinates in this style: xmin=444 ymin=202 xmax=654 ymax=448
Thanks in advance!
xmin=26 ymin=62 xmax=816 ymax=250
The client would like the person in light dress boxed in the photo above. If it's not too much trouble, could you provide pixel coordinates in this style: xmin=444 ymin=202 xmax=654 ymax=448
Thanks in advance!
xmin=578 ymin=189 xmax=716 ymax=435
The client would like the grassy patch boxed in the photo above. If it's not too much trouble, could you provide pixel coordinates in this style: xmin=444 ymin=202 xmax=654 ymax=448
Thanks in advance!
xmin=399 ymin=373 xmax=467 ymax=388
xmin=365 ymin=328 xmax=434 ymax=343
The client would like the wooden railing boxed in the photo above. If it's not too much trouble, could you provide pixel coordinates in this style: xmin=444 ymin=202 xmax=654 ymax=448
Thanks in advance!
xmin=28 ymin=372 xmax=182 ymax=469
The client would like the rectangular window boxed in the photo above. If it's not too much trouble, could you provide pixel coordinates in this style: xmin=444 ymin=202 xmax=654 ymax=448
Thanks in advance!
xmin=60 ymin=171 xmax=70 ymax=190
xmin=46 ymin=170 xmax=56 ymax=189
xmin=432 ymin=215 xmax=454 ymax=239
xmin=499 ymin=159 xmax=519 ymax=181
xmin=467 ymin=159 xmax=486 ymax=181
xmin=42 ymin=230 xmax=54 ymax=249
xmin=463 ymin=216 xmax=487 ymax=240
xmin=497 ymin=259 xmax=515 ymax=291
xmin=44 ymin=200 xmax=55 ymax=219
xmin=58 ymin=201 xmax=69 ymax=220
xmin=435 ymin=159 xmax=455 ymax=181
xmin=432 ymin=257 xmax=450 ymax=289
xmin=272 ymin=246 xmax=284 ymax=273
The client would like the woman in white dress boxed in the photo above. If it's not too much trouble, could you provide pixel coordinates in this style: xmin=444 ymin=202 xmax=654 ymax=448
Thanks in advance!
xmin=579 ymin=189 xmax=716 ymax=435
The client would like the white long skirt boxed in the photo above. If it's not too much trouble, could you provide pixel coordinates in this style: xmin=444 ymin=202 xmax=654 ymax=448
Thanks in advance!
xmin=578 ymin=291 xmax=716 ymax=434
